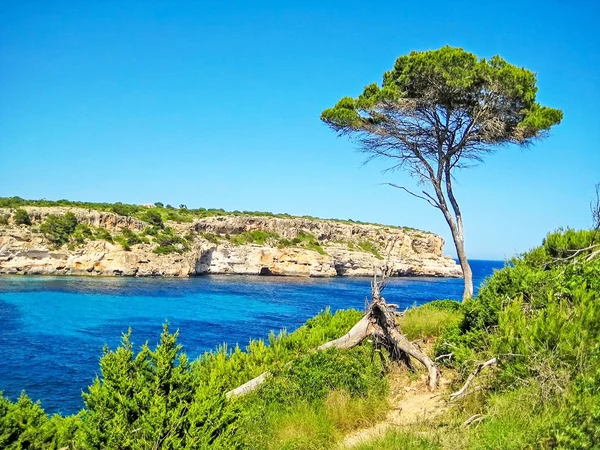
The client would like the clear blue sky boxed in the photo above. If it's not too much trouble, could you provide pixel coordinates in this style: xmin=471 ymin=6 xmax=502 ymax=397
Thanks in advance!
xmin=1 ymin=0 xmax=598 ymax=259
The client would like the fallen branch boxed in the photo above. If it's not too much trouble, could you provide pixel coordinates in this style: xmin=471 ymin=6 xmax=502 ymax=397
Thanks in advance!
xmin=317 ymin=315 xmax=373 ymax=351
xmin=463 ymin=414 xmax=486 ymax=427
xmin=435 ymin=353 xmax=454 ymax=361
xmin=226 ymin=372 xmax=271 ymax=398
xmin=450 ymin=357 xmax=497 ymax=401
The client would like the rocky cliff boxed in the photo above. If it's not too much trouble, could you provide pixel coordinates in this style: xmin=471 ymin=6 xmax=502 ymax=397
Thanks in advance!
xmin=0 ymin=207 xmax=461 ymax=278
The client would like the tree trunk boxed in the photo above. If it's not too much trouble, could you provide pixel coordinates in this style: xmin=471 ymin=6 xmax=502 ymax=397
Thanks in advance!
xmin=454 ymin=232 xmax=473 ymax=301
xmin=443 ymin=215 xmax=473 ymax=301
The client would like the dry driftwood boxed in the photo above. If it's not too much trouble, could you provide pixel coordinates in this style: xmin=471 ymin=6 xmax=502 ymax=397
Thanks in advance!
xmin=226 ymin=272 xmax=440 ymax=398
xmin=450 ymin=357 xmax=497 ymax=401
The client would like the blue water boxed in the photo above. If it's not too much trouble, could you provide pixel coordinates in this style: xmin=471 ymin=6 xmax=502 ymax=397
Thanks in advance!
xmin=0 ymin=260 xmax=503 ymax=415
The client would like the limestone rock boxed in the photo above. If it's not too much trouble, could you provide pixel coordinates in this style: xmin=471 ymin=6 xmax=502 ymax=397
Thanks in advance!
xmin=0 ymin=208 xmax=462 ymax=278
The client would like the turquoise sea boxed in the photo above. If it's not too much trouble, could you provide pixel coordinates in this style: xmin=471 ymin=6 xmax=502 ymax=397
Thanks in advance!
xmin=0 ymin=260 xmax=504 ymax=415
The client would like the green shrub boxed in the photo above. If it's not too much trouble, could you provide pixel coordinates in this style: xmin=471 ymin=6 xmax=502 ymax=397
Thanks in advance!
xmin=110 ymin=202 xmax=141 ymax=217
xmin=71 ymin=224 xmax=94 ymax=245
xmin=153 ymin=228 xmax=189 ymax=254
xmin=0 ymin=392 xmax=80 ymax=450
xmin=277 ymin=232 xmax=327 ymax=254
xmin=94 ymin=227 xmax=113 ymax=242
xmin=229 ymin=230 xmax=280 ymax=246
xmin=13 ymin=208 xmax=31 ymax=226
xmin=81 ymin=325 xmax=241 ymax=449
xmin=114 ymin=228 xmax=148 ymax=250
xmin=0 ymin=215 xmax=8 ymax=225
xmin=550 ymin=345 xmax=600 ymax=448
xmin=39 ymin=213 xmax=78 ymax=247
xmin=357 ymin=240 xmax=383 ymax=259
xmin=143 ymin=210 xmax=164 ymax=228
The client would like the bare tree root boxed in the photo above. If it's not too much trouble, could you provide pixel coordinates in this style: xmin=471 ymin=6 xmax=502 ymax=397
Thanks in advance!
xmin=463 ymin=414 xmax=486 ymax=427
xmin=317 ymin=314 xmax=374 ymax=351
xmin=450 ymin=357 xmax=497 ymax=401
xmin=226 ymin=272 xmax=441 ymax=398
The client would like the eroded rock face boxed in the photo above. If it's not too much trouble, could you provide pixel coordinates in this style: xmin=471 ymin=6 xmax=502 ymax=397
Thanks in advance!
xmin=0 ymin=208 xmax=462 ymax=278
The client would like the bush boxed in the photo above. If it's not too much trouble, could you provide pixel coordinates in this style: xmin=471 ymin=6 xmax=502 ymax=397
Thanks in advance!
xmin=94 ymin=227 xmax=113 ymax=242
xmin=229 ymin=230 xmax=279 ymax=246
xmin=357 ymin=240 xmax=383 ymax=259
xmin=114 ymin=228 xmax=147 ymax=251
xmin=0 ymin=215 xmax=8 ymax=225
xmin=81 ymin=325 xmax=241 ymax=449
xmin=144 ymin=210 xmax=164 ymax=228
xmin=13 ymin=208 xmax=31 ymax=226
xmin=153 ymin=228 xmax=189 ymax=254
xmin=71 ymin=224 xmax=94 ymax=245
xmin=39 ymin=213 xmax=78 ymax=247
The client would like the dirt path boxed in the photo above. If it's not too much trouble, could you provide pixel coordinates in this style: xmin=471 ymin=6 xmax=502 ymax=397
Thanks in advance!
xmin=341 ymin=369 xmax=451 ymax=448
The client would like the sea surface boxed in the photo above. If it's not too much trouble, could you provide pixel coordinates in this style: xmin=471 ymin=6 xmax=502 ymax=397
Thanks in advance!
xmin=0 ymin=260 xmax=504 ymax=415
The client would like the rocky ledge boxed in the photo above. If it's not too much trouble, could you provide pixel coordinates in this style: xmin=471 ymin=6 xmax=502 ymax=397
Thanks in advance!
xmin=0 ymin=207 xmax=461 ymax=278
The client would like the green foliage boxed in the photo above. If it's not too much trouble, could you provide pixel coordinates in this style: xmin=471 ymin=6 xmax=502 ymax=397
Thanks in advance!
xmin=81 ymin=324 xmax=241 ymax=449
xmin=0 ymin=215 xmax=8 ymax=225
xmin=94 ymin=227 xmax=113 ymax=243
xmin=111 ymin=202 xmax=142 ymax=217
xmin=153 ymin=227 xmax=190 ymax=254
xmin=71 ymin=224 xmax=94 ymax=245
xmin=229 ymin=230 xmax=280 ymax=246
xmin=13 ymin=209 xmax=31 ymax=226
xmin=0 ymin=196 xmax=413 ymax=230
xmin=321 ymin=46 xmax=562 ymax=142
xmin=278 ymin=231 xmax=327 ymax=255
xmin=143 ymin=209 xmax=164 ymax=228
xmin=357 ymin=240 xmax=382 ymax=259
xmin=551 ymin=345 xmax=600 ymax=449
xmin=0 ymin=392 xmax=80 ymax=450
xmin=435 ymin=228 xmax=600 ymax=447
xmin=114 ymin=228 xmax=147 ymax=251
xmin=39 ymin=213 xmax=79 ymax=247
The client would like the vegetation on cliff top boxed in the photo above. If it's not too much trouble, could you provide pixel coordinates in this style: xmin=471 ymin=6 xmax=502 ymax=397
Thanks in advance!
xmin=0 ymin=199 xmax=419 ymax=257
xmin=0 ymin=196 xmax=427 ymax=233
xmin=1 ymin=227 xmax=599 ymax=449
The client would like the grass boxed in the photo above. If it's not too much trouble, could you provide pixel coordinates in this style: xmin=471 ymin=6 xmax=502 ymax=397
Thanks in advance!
xmin=399 ymin=301 xmax=462 ymax=340
xmin=242 ymin=390 xmax=389 ymax=450
xmin=352 ymin=430 xmax=442 ymax=450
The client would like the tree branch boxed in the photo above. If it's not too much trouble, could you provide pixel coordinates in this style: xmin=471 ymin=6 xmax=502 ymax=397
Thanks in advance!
xmin=384 ymin=183 xmax=440 ymax=209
